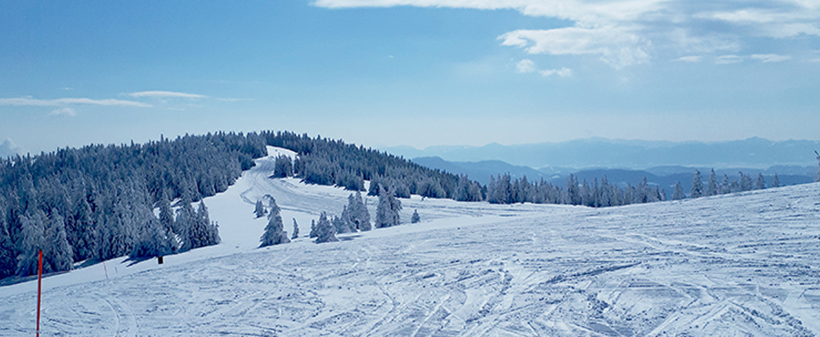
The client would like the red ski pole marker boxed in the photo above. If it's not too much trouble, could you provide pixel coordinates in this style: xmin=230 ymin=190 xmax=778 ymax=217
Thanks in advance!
xmin=36 ymin=249 xmax=43 ymax=337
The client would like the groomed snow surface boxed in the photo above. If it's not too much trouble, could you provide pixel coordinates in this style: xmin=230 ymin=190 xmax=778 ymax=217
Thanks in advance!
xmin=2 ymin=147 xmax=820 ymax=336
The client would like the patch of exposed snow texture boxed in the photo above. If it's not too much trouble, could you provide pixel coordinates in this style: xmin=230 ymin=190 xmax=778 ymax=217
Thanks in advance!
xmin=1 ymin=146 xmax=820 ymax=336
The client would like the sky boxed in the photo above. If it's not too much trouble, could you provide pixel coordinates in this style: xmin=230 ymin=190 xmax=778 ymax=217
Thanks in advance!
xmin=1 ymin=0 xmax=819 ymax=155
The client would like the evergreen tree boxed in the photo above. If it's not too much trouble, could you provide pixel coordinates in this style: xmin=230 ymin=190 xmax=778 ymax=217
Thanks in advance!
xmin=309 ymin=219 xmax=317 ymax=238
xmin=375 ymin=187 xmax=401 ymax=228
xmin=739 ymin=172 xmax=753 ymax=191
xmin=72 ymin=196 xmax=95 ymax=261
xmin=273 ymin=155 xmax=293 ymax=178
xmin=772 ymin=174 xmax=780 ymax=188
xmin=755 ymin=173 xmax=766 ymax=190
xmin=332 ymin=215 xmax=351 ymax=234
xmin=346 ymin=192 xmax=370 ymax=231
xmin=16 ymin=210 xmax=46 ymax=276
xmin=291 ymin=218 xmax=299 ymax=239
xmin=815 ymin=151 xmax=820 ymax=182
xmin=691 ymin=170 xmax=704 ymax=198
xmin=131 ymin=217 xmax=172 ymax=259
xmin=157 ymin=191 xmax=178 ymax=253
xmin=259 ymin=198 xmax=289 ymax=247
xmin=706 ymin=169 xmax=719 ymax=196
xmin=314 ymin=212 xmax=338 ymax=243
xmin=0 ymin=211 xmax=16 ymax=279
xmin=186 ymin=200 xmax=220 ymax=250
xmin=175 ymin=195 xmax=196 ymax=251
xmin=254 ymin=200 xmax=266 ymax=218
xmin=566 ymin=174 xmax=581 ymax=205
xmin=44 ymin=210 xmax=73 ymax=273
xmin=411 ymin=209 xmax=420 ymax=224
xmin=672 ymin=182 xmax=686 ymax=200
xmin=720 ymin=174 xmax=730 ymax=194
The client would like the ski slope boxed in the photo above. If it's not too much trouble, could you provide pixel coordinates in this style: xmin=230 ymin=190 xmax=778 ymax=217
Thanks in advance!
xmin=2 ymin=147 xmax=820 ymax=336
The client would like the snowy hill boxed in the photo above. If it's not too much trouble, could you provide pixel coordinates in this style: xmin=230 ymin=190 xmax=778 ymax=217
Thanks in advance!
xmin=2 ymin=146 xmax=820 ymax=336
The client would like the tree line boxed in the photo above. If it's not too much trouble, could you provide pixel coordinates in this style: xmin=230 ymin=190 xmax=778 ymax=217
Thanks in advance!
xmin=0 ymin=132 xmax=267 ymax=280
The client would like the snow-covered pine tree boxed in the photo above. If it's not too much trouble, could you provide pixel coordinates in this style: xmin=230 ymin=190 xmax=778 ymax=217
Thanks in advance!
xmin=739 ymin=172 xmax=753 ymax=191
xmin=314 ymin=212 xmax=338 ymax=243
xmin=347 ymin=191 xmax=371 ymax=231
xmin=755 ymin=173 xmax=766 ymax=190
xmin=186 ymin=200 xmax=220 ymax=250
xmin=375 ymin=187 xmax=401 ymax=228
xmin=131 ymin=217 xmax=171 ymax=259
xmin=720 ymin=174 xmax=730 ymax=194
xmin=772 ymin=174 xmax=780 ymax=188
xmin=332 ymin=215 xmax=351 ymax=234
xmin=68 ymin=195 xmax=93 ymax=261
xmin=707 ymin=169 xmax=719 ymax=196
xmin=691 ymin=170 xmax=704 ymax=198
xmin=254 ymin=200 xmax=266 ymax=218
xmin=565 ymin=174 xmax=581 ymax=205
xmin=0 ymin=207 xmax=17 ymax=279
xmin=411 ymin=209 xmax=420 ymax=223
xmin=815 ymin=151 xmax=820 ymax=182
xmin=16 ymin=210 xmax=46 ymax=276
xmin=175 ymin=195 xmax=196 ymax=251
xmin=156 ymin=191 xmax=179 ymax=253
xmin=292 ymin=218 xmax=299 ymax=239
xmin=672 ymin=182 xmax=686 ymax=200
xmin=259 ymin=197 xmax=289 ymax=247
xmin=309 ymin=219 xmax=317 ymax=238
xmin=44 ymin=209 xmax=73 ymax=273
xmin=273 ymin=155 xmax=293 ymax=178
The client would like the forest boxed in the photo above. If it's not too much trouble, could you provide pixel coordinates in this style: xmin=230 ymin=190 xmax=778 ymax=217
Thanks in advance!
xmin=0 ymin=130 xmax=801 ymax=281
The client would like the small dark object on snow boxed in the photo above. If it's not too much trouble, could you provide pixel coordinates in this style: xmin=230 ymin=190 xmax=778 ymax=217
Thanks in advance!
xmin=158 ymin=256 xmax=164 ymax=264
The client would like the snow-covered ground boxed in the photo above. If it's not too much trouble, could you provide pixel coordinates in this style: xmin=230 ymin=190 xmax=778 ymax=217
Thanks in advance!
xmin=2 ymin=147 xmax=820 ymax=336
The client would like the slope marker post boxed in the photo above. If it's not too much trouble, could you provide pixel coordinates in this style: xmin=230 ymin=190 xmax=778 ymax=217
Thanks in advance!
xmin=36 ymin=249 xmax=43 ymax=337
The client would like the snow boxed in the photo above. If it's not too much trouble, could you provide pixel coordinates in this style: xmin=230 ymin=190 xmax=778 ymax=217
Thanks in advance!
xmin=2 ymin=146 xmax=820 ymax=336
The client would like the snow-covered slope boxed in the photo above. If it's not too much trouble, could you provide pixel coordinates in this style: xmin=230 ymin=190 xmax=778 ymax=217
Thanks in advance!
xmin=2 ymin=147 xmax=819 ymax=336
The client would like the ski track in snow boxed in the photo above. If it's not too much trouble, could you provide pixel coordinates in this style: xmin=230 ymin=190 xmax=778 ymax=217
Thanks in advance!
xmin=2 ymin=147 xmax=820 ymax=336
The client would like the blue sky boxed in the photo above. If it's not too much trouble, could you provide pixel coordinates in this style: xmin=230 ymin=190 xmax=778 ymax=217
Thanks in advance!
xmin=1 ymin=0 xmax=819 ymax=155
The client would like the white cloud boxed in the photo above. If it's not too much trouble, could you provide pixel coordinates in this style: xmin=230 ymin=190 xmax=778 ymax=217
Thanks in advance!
xmin=128 ymin=91 xmax=207 ymax=99
xmin=315 ymin=0 xmax=820 ymax=69
xmin=0 ymin=97 xmax=151 ymax=107
xmin=696 ymin=8 xmax=820 ymax=38
xmin=675 ymin=55 xmax=702 ymax=62
xmin=516 ymin=59 xmax=537 ymax=73
xmin=715 ymin=55 xmax=743 ymax=64
xmin=540 ymin=67 xmax=573 ymax=77
xmin=50 ymin=107 xmax=77 ymax=117
xmin=750 ymin=54 xmax=792 ymax=63
xmin=0 ymin=138 xmax=22 ymax=158
xmin=499 ymin=27 xmax=650 ymax=69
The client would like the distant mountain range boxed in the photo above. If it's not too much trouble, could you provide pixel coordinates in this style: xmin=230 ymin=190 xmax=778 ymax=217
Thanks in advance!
xmin=412 ymin=156 xmax=815 ymax=197
xmin=387 ymin=137 xmax=820 ymax=170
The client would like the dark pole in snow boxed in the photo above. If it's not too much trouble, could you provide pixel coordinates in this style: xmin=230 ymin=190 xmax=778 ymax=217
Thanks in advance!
xmin=36 ymin=249 xmax=43 ymax=337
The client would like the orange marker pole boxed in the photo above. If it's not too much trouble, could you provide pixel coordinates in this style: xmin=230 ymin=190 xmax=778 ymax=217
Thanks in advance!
xmin=36 ymin=249 xmax=43 ymax=337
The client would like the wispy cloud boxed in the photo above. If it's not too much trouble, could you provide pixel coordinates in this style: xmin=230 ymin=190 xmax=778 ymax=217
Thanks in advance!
xmin=314 ymin=0 xmax=820 ymax=70
xmin=514 ymin=59 xmax=572 ymax=78
xmin=50 ymin=107 xmax=77 ymax=117
xmin=128 ymin=91 xmax=207 ymax=99
xmin=499 ymin=27 xmax=650 ymax=69
xmin=540 ymin=67 xmax=573 ymax=78
xmin=516 ymin=59 xmax=537 ymax=73
xmin=715 ymin=55 xmax=743 ymax=64
xmin=0 ymin=97 xmax=151 ymax=107
xmin=675 ymin=56 xmax=702 ymax=63
xmin=750 ymin=53 xmax=792 ymax=63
